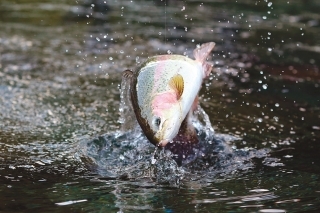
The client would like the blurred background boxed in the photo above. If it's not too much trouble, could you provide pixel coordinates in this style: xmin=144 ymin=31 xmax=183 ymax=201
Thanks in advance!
xmin=0 ymin=0 xmax=319 ymax=212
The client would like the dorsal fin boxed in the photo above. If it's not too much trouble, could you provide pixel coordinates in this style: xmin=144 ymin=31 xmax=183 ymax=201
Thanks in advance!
xmin=169 ymin=74 xmax=184 ymax=100
xmin=122 ymin=69 xmax=133 ymax=79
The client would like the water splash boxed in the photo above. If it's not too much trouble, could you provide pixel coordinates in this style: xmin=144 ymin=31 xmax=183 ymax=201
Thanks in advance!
xmin=77 ymin=75 xmax=270 ymax=185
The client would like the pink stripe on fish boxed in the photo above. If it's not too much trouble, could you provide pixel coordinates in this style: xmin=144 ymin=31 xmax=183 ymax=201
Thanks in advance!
xmin=152 ymin=91 xmax=178 ymax=117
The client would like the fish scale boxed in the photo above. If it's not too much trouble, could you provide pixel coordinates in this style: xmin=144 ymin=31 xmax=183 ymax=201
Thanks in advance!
xmin=137 ymin=57 xmax=200 ymax=115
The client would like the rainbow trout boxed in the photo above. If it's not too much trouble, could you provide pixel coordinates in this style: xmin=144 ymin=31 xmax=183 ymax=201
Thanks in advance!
xmin=123 ymin=42 xmax=215 ymax=149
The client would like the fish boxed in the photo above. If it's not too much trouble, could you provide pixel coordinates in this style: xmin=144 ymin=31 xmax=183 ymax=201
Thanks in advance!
xmin=123 ymin=42 xmax=215 ymax=148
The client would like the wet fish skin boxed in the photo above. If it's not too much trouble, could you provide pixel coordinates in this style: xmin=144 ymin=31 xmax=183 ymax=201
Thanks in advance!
xmin=123 ymin=42 xmax=215 ymax=147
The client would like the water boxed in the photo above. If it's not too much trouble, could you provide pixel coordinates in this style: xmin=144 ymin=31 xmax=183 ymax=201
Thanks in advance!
xmin=1 ymin=0 xmax=320 ymax=212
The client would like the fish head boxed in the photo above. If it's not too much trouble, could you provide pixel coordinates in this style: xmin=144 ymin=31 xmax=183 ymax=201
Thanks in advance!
xmin=151 ymin=92 xmax=182 ymax=147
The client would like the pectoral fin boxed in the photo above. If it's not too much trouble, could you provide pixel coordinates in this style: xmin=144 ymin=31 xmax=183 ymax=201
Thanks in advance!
xmin=169 ymin=74 xmax=184 ymax=100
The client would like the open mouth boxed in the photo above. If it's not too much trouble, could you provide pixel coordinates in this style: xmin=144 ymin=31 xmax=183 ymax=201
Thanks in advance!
xmin=158 ymin=139 xmax=170 ymax=147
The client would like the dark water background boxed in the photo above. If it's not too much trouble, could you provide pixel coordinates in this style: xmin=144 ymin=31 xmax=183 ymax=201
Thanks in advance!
xmin=0 ymin=0 xmax=319 ymax=212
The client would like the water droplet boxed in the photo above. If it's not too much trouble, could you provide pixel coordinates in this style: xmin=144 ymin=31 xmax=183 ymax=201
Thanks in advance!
xmin=268 ymin=2 xmax=273 ymax=7
xmin=151 ymin=158 xmax=156 ymax=164
xmin=109 ymin=57 xmax=113 ymax=60
xmin=262 ymin=84 xmax=268 ymax=89
xmin=275 ymin=103 xmax=279 ymax=107
xmin=312 ymin=126 xmax=320 ymax=130
xmin=9 ymin=165 xmax=16 ymax=170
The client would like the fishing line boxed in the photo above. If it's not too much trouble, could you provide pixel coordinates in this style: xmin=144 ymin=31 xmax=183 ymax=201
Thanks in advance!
xmin=165 ymin=0 xmax=167 ymax=44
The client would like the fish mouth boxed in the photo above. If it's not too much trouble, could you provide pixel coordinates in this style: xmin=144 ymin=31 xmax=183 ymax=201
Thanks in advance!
xmin=158 ymin=139 xmax=170 ymax=147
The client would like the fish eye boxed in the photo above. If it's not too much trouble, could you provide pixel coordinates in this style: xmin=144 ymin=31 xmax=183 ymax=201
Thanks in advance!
xmin=153 ymin=117 xmax=161 ymax=127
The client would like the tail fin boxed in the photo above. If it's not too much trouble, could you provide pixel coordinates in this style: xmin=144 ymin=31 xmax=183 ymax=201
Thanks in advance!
xmin=193 ymin=42 xmax=215 ymax=78
xmin=193 ymin=42 xmax=215 ymax=63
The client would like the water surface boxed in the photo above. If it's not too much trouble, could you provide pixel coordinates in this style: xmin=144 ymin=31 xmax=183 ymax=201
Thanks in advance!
xmin=0 ymin=0 xmax=320 ymax=212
